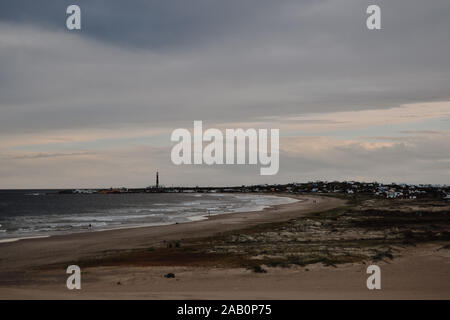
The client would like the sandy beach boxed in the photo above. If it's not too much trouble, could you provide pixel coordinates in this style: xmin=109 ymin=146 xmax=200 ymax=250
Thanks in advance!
xmin=0 ymin=194 xmax=449 ymax=299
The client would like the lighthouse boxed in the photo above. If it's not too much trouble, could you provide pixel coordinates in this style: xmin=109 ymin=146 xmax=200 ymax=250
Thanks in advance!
xmin=156 ymin=171 xmax=159 ymax=189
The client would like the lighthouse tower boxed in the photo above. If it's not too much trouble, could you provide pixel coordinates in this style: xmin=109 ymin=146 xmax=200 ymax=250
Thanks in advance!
xmin=156 ymin=171 xmax=159 ymax=189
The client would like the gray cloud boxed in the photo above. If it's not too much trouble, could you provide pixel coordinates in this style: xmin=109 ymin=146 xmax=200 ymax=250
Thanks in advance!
xmin=4 ymin=151 xmax=92 ymax=160
xmin=0 ymin=0 xmax=280 ymax=50
xmin=1 ymin=1 xmax=450 ymax=134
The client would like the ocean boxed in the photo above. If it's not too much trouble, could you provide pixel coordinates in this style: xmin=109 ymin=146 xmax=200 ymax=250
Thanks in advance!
xmin=0 ymin=191 xmax=297 ymax=242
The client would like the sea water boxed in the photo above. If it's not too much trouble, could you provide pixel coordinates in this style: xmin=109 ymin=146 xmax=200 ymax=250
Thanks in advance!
xmin=0 ymin=191 xmax=298 ymax=242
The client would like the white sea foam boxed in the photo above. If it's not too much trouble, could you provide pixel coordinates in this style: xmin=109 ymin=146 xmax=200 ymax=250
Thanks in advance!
xmin=0 ymin=235 xmax=50 ymax=244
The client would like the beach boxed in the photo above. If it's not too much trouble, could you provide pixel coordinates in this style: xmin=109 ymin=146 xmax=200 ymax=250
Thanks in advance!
xmin=0 ymin=194 xmax=449 ymax=299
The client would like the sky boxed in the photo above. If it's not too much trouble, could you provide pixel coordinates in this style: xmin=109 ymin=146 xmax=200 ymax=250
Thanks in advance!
xmin=0 ymin=0 xmax=449 ymax=188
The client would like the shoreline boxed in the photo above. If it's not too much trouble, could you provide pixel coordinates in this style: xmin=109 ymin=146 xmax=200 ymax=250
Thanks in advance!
xmin=0 ymin=193 xmax=300 ymax=245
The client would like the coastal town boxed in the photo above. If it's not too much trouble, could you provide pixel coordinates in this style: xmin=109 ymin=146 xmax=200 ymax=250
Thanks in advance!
xmin=60 ymin=175 xmax=450 ymax=201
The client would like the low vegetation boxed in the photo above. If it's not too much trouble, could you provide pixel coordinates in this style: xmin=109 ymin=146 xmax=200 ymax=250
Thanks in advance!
xmin=55 ymin=197 xmax=450 ymax=271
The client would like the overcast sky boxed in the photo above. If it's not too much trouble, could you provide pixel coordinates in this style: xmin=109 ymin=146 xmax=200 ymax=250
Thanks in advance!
xmin=0 ymin=0 xmax=449 ymax=188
